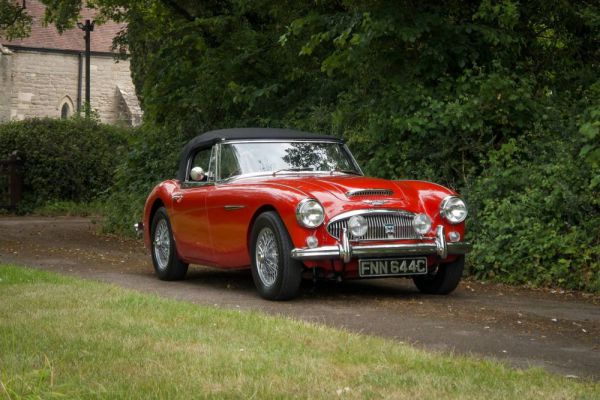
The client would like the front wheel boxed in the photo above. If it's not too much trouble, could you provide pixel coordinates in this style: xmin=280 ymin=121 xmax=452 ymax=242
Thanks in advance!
xmin=151 ymin=207 xmax=188 ymax=280
xmin=250 ymin=211 xmax=302 ymax=300
xmin=413 ymin=255 xmax=464 ymax=295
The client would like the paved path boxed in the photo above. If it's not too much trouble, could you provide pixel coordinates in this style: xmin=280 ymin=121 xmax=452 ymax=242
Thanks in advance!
xmin=1 ymin=216 xmax=599 ymax=380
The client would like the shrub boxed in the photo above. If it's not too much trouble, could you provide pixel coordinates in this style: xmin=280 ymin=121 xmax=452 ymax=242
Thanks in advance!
xmin=467 ymin=126 xmax=600 ymax=292
xmin=0 ymin=118 xmax=129 ymax=211
xmin=98 ymin=1 xmax=599 ymax=293
xmin=102 ymin=124 xmax=183 ymax=235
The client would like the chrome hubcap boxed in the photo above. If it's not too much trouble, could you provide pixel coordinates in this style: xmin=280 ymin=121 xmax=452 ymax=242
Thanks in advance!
xmin=256 ymin=227 xmax=278 ymax=287
xmin=153 ymin=219 xmax=170 ymax=270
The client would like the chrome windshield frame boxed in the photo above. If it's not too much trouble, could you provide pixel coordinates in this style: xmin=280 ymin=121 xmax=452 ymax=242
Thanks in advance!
xmin=216 ymin=139 xmax=364 ymax=183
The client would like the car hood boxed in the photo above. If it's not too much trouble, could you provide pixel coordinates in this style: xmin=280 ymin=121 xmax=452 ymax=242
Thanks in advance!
xmin=288 ymin=175 xmax=403 ymax=201
xmin=263 ymin=175 xmax=452 ymax=214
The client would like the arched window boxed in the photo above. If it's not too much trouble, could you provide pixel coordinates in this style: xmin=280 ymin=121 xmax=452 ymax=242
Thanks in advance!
xmin=61 ymin=102 xmax=71 ymax=119
xmin=59 ymin=96 xmax=74 ymax=119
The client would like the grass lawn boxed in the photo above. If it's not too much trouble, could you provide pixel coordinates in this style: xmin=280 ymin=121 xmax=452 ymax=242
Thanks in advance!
xmin=0 ymin=265 xmax=598 ymax=399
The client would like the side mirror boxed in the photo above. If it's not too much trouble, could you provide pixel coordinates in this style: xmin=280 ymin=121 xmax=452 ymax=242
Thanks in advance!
xmin=190 ymin=166 xmax=205 ymax=181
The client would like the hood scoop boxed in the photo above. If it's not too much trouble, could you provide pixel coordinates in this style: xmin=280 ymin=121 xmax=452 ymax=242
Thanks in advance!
xmin=346 ymin=188 xmax=393 ymax=198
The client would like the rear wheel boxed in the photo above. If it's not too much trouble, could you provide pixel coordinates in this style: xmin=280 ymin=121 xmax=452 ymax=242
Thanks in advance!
xmin=413 ymin=255 xmax=464 ymax=294
xmin=151 ymin=207 xmax=188 ymax=280
xmin=250 ymin=211 xmax=302 ymax=300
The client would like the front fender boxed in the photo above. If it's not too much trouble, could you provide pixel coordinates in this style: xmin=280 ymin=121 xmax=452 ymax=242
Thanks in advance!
xmin=242 ymin=183 xmax=323 ymax=251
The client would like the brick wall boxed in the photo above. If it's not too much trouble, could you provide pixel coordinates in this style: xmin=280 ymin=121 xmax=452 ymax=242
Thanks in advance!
xmin=0 ymin=48 xmax=141 ymax=126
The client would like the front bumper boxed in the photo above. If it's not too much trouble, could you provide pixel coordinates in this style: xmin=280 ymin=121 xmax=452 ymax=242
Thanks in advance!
xmin=291 ymin=226 xmax=471 ymax=263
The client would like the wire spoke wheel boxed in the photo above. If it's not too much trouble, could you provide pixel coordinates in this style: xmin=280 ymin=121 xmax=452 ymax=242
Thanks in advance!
xmin=250 ymin=211 xmax=302 ymax=300
xmin=150 ymin=207 xmax=188 ymax=281
xmin=153 ymin=219 xmax=170 ymax=271
xmin=255 ymin=227 xmax=279 ymax=287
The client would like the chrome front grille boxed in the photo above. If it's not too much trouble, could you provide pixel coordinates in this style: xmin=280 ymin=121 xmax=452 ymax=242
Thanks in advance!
xmin=327 ymin=211 xmax=420 ymax=241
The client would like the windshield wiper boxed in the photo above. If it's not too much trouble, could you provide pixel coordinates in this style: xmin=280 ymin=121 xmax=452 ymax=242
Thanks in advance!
xmin=330 ymin=168 xmax=362 ymax=176
xmin=272 ymin=167 xmax=313 ymax=176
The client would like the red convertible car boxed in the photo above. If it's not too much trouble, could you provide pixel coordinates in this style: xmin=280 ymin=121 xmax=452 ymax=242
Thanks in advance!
xmin=137 ymin=128 xmax=471 ymax=300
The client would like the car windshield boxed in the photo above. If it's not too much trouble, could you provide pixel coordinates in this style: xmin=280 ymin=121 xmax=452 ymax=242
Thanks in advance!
xmin=219 ymin=141 xmax=360 ymax=179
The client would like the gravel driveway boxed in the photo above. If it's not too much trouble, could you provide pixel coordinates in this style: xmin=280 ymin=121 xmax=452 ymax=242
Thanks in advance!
xmin=1 ymin=216 xmax=598 ymax=380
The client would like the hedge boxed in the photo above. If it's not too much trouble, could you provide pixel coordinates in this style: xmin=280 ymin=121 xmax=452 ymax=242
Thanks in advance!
xmin=0 ymin=118 xmax=129 ymax=212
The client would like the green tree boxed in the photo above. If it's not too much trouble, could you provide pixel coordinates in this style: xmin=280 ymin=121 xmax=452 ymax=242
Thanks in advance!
xmin=0 ymin=0 xmax=31 ymax=39
xmin=3 ymin=0 xmax=599 ymax=291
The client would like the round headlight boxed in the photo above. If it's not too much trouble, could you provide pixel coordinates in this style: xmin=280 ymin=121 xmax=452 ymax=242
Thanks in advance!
xmin=440 ymin=196 xmax=468 ymax=224
xmin=296 ymin=199 xmax=325 ymax=228
xmin=413 ymin=213 xmax=432 ymax=235
xmin=348 ymin=215 xmax=368 ymax=237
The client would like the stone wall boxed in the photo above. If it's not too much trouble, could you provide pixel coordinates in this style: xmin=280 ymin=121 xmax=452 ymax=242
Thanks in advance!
xmin=0 ymin=47 xmax=14 ymax=122
xmin=0 ymin=47 xmax=141 ymax=126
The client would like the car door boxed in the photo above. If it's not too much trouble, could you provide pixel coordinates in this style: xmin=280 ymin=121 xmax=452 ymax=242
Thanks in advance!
xmin=206 ymin=142 xmax=255 ymax=268
xmin=170 ymin=145 xmax=216 ymax=265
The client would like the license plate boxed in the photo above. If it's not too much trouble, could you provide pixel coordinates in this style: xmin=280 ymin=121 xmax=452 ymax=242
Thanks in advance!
xmin=358 ymin=257 xmax=428 ymax=277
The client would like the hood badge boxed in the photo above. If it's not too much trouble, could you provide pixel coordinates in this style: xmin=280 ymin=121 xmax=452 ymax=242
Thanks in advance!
xmin=384 ymin=223 xmax=395 ymax=237
xmin=363 ymin=199 xmax=388 ymax=206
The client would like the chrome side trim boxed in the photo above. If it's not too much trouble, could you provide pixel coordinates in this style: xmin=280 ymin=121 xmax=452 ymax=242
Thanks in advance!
xmin=224 ymin=205 xmax=246 ymax=211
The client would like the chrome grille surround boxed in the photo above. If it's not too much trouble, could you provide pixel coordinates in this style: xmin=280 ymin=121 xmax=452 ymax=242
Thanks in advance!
xmin=327 ymin=209 xmax=420 ymax=241
xmin=346 ymin=189 xmax=393 ymax=198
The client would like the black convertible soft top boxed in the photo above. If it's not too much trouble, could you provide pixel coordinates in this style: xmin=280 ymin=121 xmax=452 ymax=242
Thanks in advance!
xmin=177 ymin=128 xmax=342 ymax=181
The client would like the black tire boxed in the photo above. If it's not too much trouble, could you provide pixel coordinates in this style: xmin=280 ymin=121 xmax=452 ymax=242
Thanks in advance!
xmin=150 ymin=207 xmax=188 ymax=281
xmin=413 ymin=255 xmax=464 ymax=295
xmin=250 ymin=211 xmax=302 ymax=300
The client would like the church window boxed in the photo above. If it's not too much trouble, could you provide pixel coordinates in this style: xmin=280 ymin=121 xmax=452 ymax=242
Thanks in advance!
xmin=61 ymin=102 xmax=71 ymax=119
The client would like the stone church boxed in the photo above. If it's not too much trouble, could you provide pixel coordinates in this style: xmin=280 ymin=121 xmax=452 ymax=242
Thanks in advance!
xmin=0 ymin=0 xmax=142 ymax=126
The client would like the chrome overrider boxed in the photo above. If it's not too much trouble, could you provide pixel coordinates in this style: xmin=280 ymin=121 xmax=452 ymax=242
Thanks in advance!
xmin=134 ymin=222 xmax=144 ymax=238
xmin=291 ymin=225 xmax=471 ymax=263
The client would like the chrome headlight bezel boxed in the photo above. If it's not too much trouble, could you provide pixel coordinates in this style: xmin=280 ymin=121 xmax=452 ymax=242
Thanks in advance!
xmin=296 ymin=198 xmax=325 ymax=228
xmin=440 ymin=196 xmax=468 ymax=224
xmin=348 ymin=215 xmax=368 ymax=237
xmin=413 ymin=213 xmax=432 ymax=235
